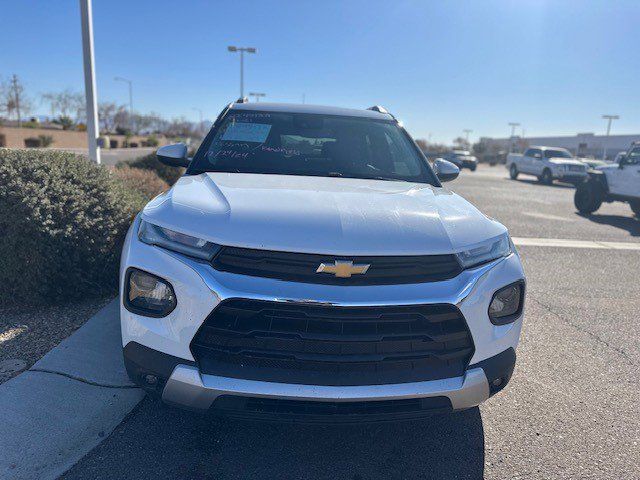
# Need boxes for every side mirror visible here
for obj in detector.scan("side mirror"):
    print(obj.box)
[434,158,460,183]
[533,153,542,159]
[157,143,190,168]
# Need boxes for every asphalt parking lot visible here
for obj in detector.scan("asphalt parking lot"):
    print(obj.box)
[62,165,640,480]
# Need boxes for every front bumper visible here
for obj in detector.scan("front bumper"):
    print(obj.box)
[125,341,516,420]
[120,217,525,419]
[556,171,588,182]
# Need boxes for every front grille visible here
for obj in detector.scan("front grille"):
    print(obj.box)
[211,246,463,285]
[191,299,474,386]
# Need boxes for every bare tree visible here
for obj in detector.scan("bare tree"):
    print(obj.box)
[41,92,58,118]
[98,102,118,133]
[452,136,470,150]
[1,75,32,126]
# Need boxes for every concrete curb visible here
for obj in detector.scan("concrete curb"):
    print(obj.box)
[0,298,145,480]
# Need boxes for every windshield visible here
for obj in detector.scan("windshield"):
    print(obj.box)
[544,149,572,159]
[189,111,437,184]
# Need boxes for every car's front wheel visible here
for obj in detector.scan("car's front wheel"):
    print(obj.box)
[575,179,604,214]
[509,164,518,180]
[469,163,477,172]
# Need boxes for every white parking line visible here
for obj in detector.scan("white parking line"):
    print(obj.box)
[522,212,574,222]
[512,237,640,250]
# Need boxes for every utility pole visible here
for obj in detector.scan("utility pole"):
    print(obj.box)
[249,92,266,102]
[80,0,100,164]
[508,122,520,153]
[601,114,619,161]
[227,46,257,98]
[463,129,472,148]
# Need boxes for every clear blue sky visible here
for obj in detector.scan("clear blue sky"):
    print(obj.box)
[1,0,638,143]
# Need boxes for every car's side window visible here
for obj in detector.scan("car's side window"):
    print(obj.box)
[523,148,534,157]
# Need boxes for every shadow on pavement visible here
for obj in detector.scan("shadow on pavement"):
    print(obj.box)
[576,212,640,236]
[62,396,485,480]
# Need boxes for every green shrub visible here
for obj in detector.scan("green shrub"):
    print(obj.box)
[113,166,168,201]
[0,148,147,306]
[118,152,184,185]
[24,137,41,148]
[38,134,54,147]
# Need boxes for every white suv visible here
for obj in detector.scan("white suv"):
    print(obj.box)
[120,102,526,422]
[575,141,640,217]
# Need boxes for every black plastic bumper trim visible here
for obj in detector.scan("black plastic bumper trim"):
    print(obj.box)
[123,341,195,393]
[469,347,516,396]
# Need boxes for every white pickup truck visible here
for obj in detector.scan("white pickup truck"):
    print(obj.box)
[507,146,588,185]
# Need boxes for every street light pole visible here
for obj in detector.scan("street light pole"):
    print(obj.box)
[463,129,472,148]
[79,0,100,164]
[249,92,266,102]
[227,46,256,98]
[508,122,520,153]
[601,114,619,161]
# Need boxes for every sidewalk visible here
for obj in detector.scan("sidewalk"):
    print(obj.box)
[0,299,145,480]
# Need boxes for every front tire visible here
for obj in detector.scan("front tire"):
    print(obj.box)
[539,169,553,185]
[575,179,604,214]
[630,200,640,218]
[509,164,518,180]
[469,164,477,172]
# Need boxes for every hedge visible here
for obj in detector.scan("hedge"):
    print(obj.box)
[118,152,184,185]
[113,166,169,203]
[0,149,149,306]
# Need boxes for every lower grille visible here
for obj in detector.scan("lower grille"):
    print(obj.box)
[191,299,474,386]
[211,395,452,422]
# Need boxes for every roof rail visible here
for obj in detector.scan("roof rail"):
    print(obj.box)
[235,97,249,103]
[367,105,395,119]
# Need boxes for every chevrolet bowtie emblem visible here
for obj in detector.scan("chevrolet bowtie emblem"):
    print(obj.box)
[316,260,371,278]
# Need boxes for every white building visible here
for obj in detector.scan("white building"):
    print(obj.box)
[480,132,639,160]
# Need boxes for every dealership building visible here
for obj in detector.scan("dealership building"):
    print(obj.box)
[480,132,639,160]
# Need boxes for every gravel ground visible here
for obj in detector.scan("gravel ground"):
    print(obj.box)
[0,296,113,384]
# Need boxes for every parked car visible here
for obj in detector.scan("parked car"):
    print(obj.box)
[507,146,588,185]
[120,101,525,422]
[443,150,478,171]
[575,141,640,217]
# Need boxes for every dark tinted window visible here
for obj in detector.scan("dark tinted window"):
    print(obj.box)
[190,111,436,184]
[544,149,572,158]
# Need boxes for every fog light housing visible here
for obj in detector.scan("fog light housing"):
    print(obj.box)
[124,268,176,317]
[488,281,524,325]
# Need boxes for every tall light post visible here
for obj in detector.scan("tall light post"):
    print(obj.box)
[114,76,133,131]
[79,0,100,163]
[601,114,619,161]
[508,122,520,152]
[463,129,472,148]
[227,46,257,98]
[249,92,266,102]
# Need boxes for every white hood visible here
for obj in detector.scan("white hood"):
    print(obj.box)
[141,173,507,256]
[548,157,586,167]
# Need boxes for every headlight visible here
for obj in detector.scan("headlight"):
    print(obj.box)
[125,268,176,317]
[457,233,512,269]
[489,281,525,325]
[138,220,220,260]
